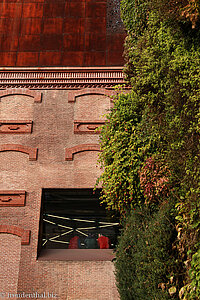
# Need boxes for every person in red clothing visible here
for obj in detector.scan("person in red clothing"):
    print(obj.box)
[97,234,110,249]
[68,236,81,249]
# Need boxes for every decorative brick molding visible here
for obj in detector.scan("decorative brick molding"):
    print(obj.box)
[0,88,42,102]
[0,144,37,161]
[0,120,33,134]
[68,88,117,102]
[0,191,26,207]
[74,120,105,134]
[0,67,125,89]
[0,225,30,245]
[65,144,101,161]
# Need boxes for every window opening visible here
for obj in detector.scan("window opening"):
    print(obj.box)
[39,189,119,254]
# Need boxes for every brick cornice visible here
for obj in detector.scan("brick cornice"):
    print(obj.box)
[65,144,101,161]
[0,144,37,160]
[0,88,42,102]
[0,225,30,245]
[0,67,125,89]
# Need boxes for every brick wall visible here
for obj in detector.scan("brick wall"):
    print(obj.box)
[0,234,21,299]
[0,88,119,300]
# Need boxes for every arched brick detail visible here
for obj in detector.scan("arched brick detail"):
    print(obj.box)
[0,88,42,103]
[65,144,101,161]
[0,225,30,245]
[0,144,38,161]
[68,88,116,102]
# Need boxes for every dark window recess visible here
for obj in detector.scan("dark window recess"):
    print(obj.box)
[39,189,119,252]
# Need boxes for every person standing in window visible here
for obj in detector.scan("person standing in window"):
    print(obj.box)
[97,234,110,249]
[84,233,98,249]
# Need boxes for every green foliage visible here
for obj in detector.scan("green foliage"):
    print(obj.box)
[120,0,200,37]
[115,202,179,300]
[96,89,158,213]
[97,0,200,298]
[187,249,200,299]
[120,0,149,36]
[179,248,200,299]
[139,156,171,205]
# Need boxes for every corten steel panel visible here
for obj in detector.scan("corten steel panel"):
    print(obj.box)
[41,35,63,51]
[0,36,18,52]
[62,51,84,66]
[43,18,63,34]
[0,53,16,66]
[63,34,85,51]
[63,18,85,34]
[0,18,21,35]
[21,18,42,35]
[19,35,41,52]
[84,51,106,66]
[0,3,22,18]
[85,33,106,51]
[22,3,44,18]
[39,52,62,66]
[0,0,125,66]
[86,2,106,18]
[16,52,39,66]
[107,51,125,66]
[67,2,86,17]
[43,2,65,17]
[107,33,126,53]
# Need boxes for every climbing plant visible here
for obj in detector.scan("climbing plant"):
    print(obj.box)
[97,0,200,298]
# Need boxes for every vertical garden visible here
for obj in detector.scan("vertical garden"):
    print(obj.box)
[97,0,200,299]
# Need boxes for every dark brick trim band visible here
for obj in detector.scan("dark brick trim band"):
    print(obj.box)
[65,144,101,161]
[68,88,116,102]
[0,88,42,102]
[0,144,37,161]
[0,225,30,245]
[74,120,105,134]
[0,120,33,134]
[0,190,26,207]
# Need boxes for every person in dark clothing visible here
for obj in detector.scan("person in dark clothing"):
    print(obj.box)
[84,233,98,249]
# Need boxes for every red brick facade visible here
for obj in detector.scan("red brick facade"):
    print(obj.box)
[0,0,124,298]
[0,225,30,245]
[0,87,120,299]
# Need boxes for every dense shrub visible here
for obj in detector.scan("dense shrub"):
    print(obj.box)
[115,202,179,300]
[97,0,200,298]
[96,90,158,213]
